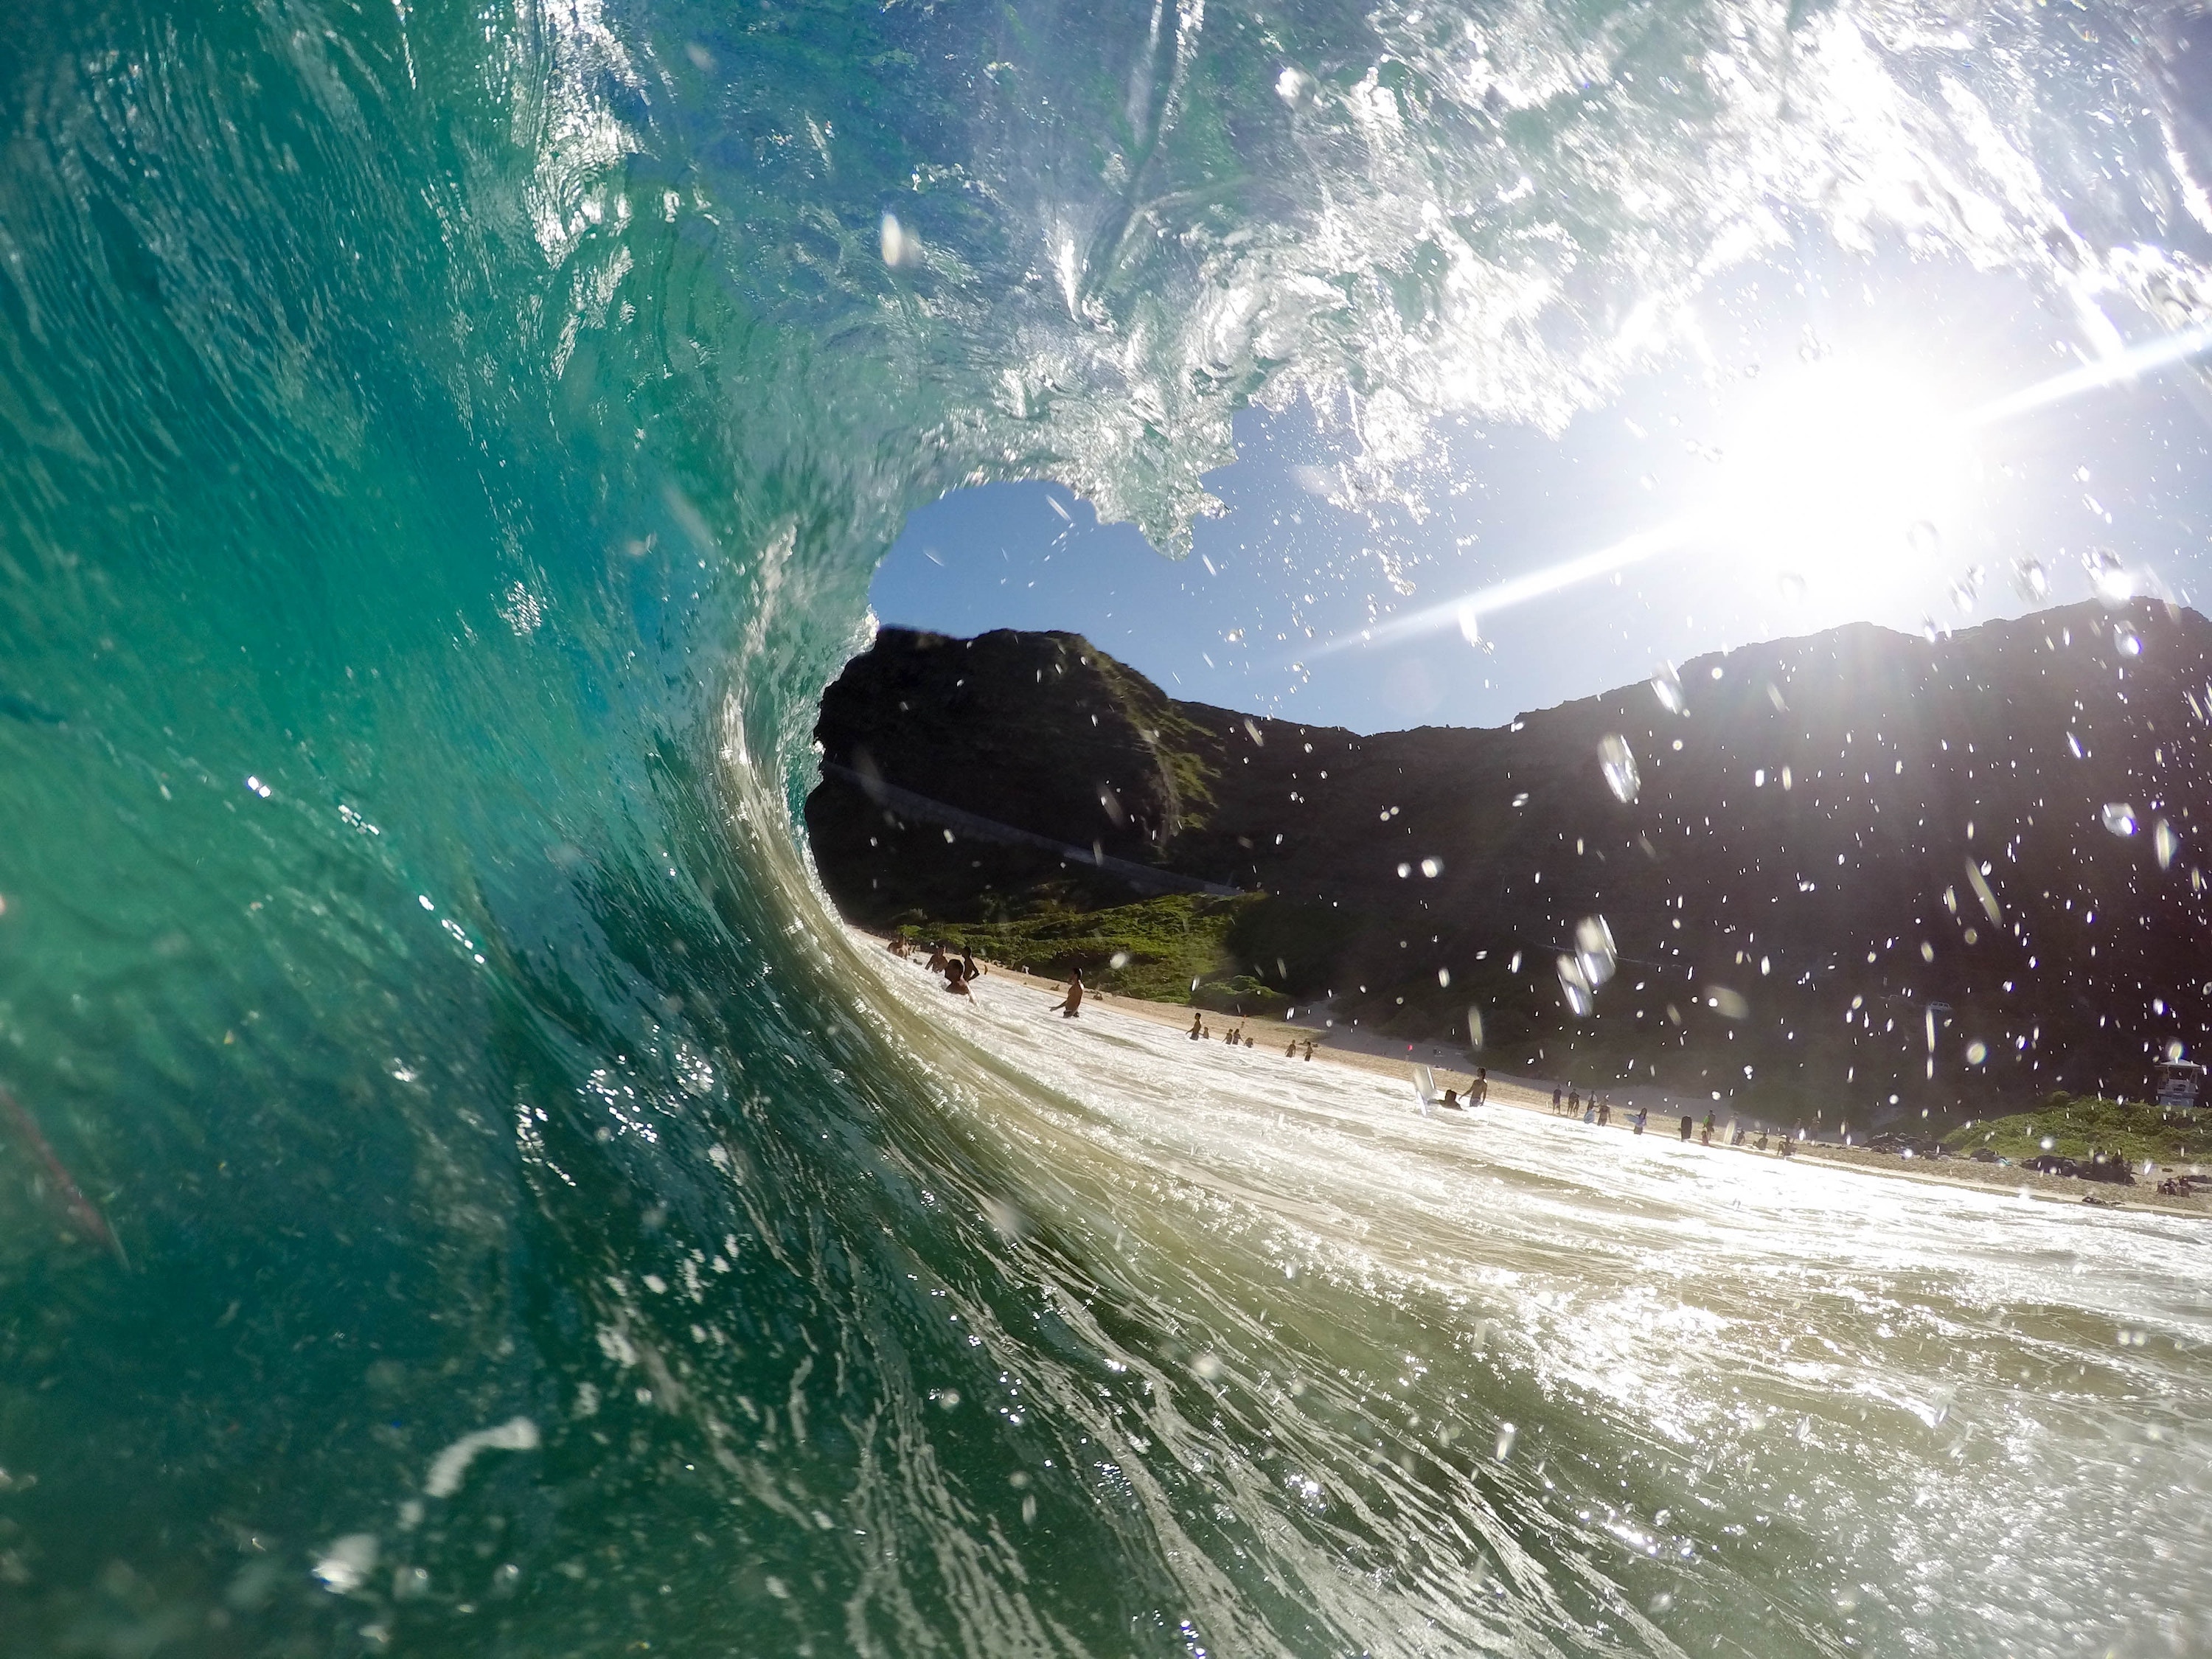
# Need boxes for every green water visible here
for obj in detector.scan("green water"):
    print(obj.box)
[1,0,2208,1653]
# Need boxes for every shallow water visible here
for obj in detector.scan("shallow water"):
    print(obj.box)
[852,952,2212,1657]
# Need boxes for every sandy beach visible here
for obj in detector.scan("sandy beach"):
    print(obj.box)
[872,933,2212,1219]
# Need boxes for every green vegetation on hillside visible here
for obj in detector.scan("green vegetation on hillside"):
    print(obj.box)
[892,891,1351,1015]
[1943,1094,2212,1168]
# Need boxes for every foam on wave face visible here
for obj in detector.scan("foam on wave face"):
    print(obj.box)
[0,1,2208,1654]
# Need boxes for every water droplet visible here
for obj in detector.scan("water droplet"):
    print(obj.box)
[1109,950,1130,968]
[1436,967,1451,988]
[1457,605,1483,647]
[2101,802,2138,837]
[1507,950,1523,973]
[1190,1352,1223,1380]
[1776,571,1806,602]
[1649,664,1686,715]
[1573,915,1618,987]
[1396,861,1412,878]
[2155,818,2179,870]
[2085,547,2133,604]
[2114,623,2141,657]
[1493,1422,1518,1461]
[2012,557,2048,602]
[1598,734,1640,803]
[1467,1006,1484,1048]
[1965,1040,1988,1065]
[1907,521,1942,557]
[1419,856,1443,877]
[1556,956,1594,1016]
[1920,616,1942,644]
[1950,580,1976,615]
[313,1535,380,1594]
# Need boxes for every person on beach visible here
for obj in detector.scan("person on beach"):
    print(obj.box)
[943,960,972,997]
[1472,1068,1488,1107]
[1597,1097,1611,1128]
[1568,1085,1581,1117]
[1679,1115,1694,1141]
[1441,1088,1461,1110]
[1051,971,1085,1018]
[1778,1133,1795,1159]
[1301,1040,1315,1061]
[1285,1039,1297,1057]
[1632,1107,1647,1135]
[1700,1110,1716,1146]
[1190,1012,1204,1040]
[961,949,981,982]
[1551,1085,1562,1114]
[927,944,948,974]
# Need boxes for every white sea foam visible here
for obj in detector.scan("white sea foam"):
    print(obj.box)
[855,939,2212,1653]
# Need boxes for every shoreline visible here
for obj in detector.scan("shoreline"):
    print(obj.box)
[863,932,2212,1220]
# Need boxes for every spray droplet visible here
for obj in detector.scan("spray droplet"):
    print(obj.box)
[1436,967,1451,987]
[2101,803,2138,837]
[879,211,919,268]
[1965,1040,1989,1065]
[1493,1422,1518,1461]
[1556,956,1593,1017]
[2012,557,2048,602]
[2156,818,2179,870]
[1420,856,1443,877]
[1467,1006,1484,1048]
[1598,734,1640,803]
[1907,521,1942,557]
[2085,547,2133,604]
[1109,950,1130,969]
[2115,623,2141,657]
[1776,571,1806,602]
[1573,915,1618,987]
[1649,664,1686,715]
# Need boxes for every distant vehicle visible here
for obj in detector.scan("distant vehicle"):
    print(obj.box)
[2154,1058,2203,1113]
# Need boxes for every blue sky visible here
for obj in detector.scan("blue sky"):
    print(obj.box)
[869,247,2212,734]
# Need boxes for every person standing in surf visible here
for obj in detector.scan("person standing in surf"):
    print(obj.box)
[1050,971,1085,1019]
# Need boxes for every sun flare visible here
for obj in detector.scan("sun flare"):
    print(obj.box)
[1694,360,1968,594]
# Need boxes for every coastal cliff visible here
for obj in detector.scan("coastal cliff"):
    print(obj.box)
[807,602,2212,1126]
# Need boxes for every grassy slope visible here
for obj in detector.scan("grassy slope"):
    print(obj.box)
[894,893,1293,1012]
[1944,1094,2212,1168]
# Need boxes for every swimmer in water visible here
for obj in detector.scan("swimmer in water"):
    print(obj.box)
[1051,971,1085,1018]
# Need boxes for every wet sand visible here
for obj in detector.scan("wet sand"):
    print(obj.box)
[867,933,2211,1220]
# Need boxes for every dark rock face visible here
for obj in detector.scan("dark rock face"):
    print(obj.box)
[808,602,2212,1125]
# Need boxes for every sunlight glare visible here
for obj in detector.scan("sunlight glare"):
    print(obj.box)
[1694,361,1966,594]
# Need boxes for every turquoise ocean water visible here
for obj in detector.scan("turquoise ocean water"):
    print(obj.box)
[2,1,2210,1653]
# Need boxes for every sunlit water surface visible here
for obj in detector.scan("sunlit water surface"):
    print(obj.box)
[856,946,2212,1659]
